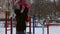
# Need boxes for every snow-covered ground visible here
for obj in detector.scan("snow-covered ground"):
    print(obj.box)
[0,26,60,34]
[0,20,60,34]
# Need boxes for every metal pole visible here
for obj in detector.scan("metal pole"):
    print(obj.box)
[33,16,35,34]
[47,24,49,34]
[42,19,46,34]
[42,24,44,34]
[5,11,8,34]
[10,17,12,34]
[29,16,31,34]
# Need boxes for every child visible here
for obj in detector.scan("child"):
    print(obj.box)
[14,0,30,34]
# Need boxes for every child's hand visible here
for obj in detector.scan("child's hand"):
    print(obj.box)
[21,9,24,13]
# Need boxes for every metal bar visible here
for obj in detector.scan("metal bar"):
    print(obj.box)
[33,16,35,34]
[42,25,44,34]
[47,24,49,34]
[46,24,60,34]
[10,17,12,34]
[5,11,8,34]
[29,16,31,34]
[46,24,60,26]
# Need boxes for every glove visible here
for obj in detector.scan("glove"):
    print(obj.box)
[12,5,17,10]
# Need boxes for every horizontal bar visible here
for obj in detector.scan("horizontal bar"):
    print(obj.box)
[0,18,15,21]
[45,24,60,26]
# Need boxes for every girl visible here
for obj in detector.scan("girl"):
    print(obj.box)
[14,0,30,34]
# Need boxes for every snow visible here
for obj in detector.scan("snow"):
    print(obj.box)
[0,26,60,34]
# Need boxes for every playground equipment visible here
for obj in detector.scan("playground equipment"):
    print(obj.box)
[4,11,31,34]
[5,11,12,34]
[0,11,60,34]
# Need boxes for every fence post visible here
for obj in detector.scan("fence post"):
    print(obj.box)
[33,16,35,34]
[5,11,8,34]
[29,16,31,34]
[10,17,12,34]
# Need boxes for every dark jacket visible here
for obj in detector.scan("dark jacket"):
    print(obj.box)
[14,7,28,31]
[15,15,26,31]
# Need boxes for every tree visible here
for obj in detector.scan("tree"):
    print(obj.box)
[29,0,59,18]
